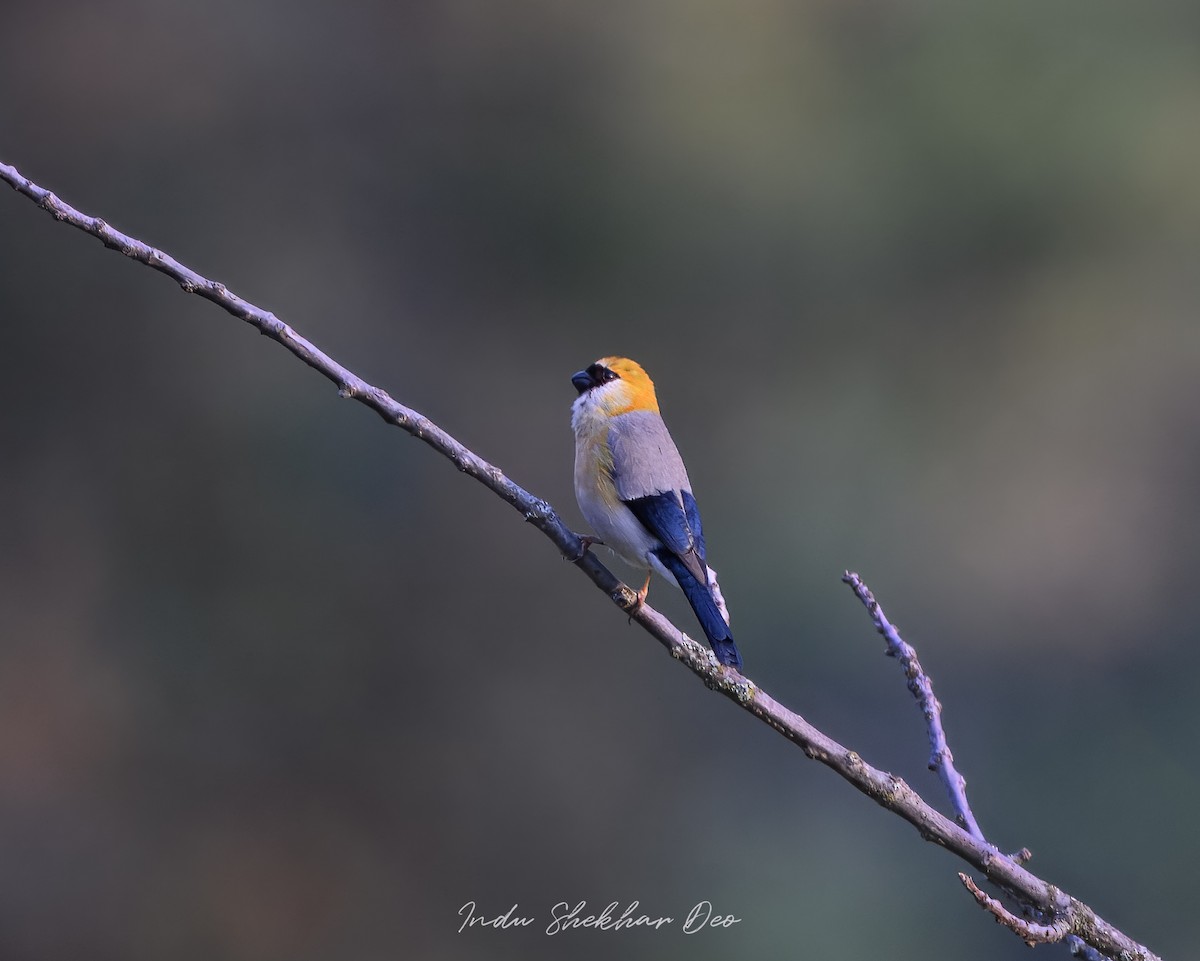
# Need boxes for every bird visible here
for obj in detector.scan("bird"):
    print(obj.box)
[570,356,742,669]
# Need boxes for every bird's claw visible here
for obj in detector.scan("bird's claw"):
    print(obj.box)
[625,589,647,623]
[625,572,652,622]
[566,534,602,562]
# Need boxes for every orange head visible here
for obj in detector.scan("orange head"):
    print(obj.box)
[570,356,660,416]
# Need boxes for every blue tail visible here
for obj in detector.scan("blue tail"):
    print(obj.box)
[655,551,742,669]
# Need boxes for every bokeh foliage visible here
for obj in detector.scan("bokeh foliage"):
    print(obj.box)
[1,2,1198,959]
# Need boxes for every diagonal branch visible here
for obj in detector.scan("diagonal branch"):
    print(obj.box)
[0,159,1163,961]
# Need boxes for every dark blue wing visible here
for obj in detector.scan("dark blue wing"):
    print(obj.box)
[681,490,706,562]
[624,490,706,581]
[624,490,742,669]
[652,550,741,669]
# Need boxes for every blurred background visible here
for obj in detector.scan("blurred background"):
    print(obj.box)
[2,1,1198,958]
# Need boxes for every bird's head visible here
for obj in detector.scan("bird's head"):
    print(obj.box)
[570,356,660,417]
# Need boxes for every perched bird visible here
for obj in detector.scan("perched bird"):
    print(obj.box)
[570,356,742,669]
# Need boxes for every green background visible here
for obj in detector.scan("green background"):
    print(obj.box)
[2,2,1197,958]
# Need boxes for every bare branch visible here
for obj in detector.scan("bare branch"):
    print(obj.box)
[0,159,1164,961]
[1069,936,1115,961]
[843,570,985,842]
[960,873,1071,945]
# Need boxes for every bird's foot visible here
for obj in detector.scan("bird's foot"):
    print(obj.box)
[625,571,652,622]
[566,534,602,562]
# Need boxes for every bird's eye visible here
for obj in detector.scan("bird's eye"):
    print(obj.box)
[588,363,618,384]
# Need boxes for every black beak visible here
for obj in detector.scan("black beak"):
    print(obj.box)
[571,369,594,394]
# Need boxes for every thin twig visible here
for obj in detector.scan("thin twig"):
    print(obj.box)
[843,571,986,842]
[960,873,1070,945]
[0,159,1163,961]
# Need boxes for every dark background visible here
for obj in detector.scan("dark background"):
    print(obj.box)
[2,2,1198,959]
